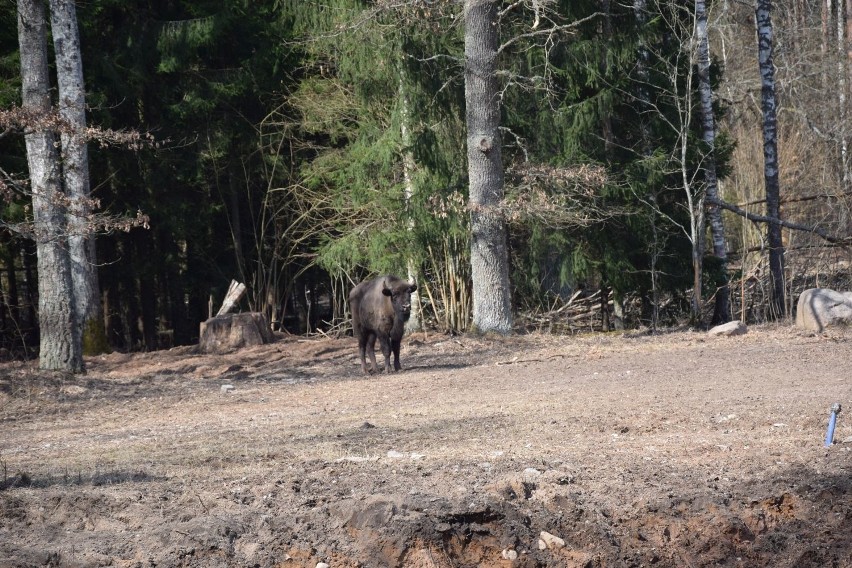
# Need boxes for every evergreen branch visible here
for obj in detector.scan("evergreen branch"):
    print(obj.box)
[705,196,852,245]
[497,12,603,54]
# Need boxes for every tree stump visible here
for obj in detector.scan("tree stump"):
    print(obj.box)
[198,312,273,354]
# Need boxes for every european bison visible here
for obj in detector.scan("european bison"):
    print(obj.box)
[349,275,417,375]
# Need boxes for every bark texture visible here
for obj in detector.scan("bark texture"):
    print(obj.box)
[696,0,730,324]
[17,0,83,372]
[464,0,512,334]
[198,312,273,354]
[756,0,786,318]
[49,0,104,354]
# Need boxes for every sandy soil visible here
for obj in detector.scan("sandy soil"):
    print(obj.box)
[1,324,851,568]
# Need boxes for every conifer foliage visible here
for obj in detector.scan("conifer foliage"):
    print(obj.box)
[2,0,848,356]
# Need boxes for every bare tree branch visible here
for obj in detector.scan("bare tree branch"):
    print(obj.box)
[706,195,852,245]
[497,12,603,54]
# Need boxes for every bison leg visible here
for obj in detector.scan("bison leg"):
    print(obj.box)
[365,331,380,374]
[359,331,378,375]
[391,338,402,371]
[378,335,394,374]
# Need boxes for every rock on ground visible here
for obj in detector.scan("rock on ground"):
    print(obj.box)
[795,288,852,332]
[708,320,747,336]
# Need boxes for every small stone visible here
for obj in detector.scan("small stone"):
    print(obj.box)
[501,548,519,560]
[386,450,406,459]
[220,384,235,394]
[316,563,329,568]
[708,320,747,336]
[539,530,566,549]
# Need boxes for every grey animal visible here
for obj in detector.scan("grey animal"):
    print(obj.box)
[349,275,417,375]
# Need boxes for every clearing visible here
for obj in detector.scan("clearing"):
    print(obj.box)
[1,325,851,567]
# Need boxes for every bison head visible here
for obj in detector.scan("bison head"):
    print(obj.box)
[382,280,418,320]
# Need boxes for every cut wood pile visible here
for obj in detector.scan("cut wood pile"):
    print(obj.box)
[520,289,612,333]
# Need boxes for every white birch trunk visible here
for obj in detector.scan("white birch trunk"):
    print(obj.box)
[464,0,512,334]
[697,0,730,323]
[49,0,102,352]
[17,0,83,372]
[398,70,422,333]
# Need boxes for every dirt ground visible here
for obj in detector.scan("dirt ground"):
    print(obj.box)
[1,324,852,568]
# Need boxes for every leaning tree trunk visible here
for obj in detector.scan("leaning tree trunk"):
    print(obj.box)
[17,0,83,372]
[697,0,730,324]
[464,0,512,334]
[49,0,105,355]
[756,0,786,319]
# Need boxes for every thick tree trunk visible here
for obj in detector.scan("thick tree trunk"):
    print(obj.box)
[17,0,83,372]
[49,0,104,354]
[756,0,786,318]
[464,0,512,334]
[697,0,730,324]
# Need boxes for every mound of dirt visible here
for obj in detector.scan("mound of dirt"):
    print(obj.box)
[1,325,852,567]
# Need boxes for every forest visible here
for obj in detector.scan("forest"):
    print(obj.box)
[1,0,850,372]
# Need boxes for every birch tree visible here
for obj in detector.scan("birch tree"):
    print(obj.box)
[464,0,512,334]
[49,0,104,353]
[17,0,83,372]
[696,0,730,324]
[756,0,786,318]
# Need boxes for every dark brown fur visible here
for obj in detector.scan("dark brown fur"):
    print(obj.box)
[349,275,417,375]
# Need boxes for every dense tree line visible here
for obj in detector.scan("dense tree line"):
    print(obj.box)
[1,0,851,371]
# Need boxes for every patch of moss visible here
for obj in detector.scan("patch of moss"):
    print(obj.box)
[82,317,110,356]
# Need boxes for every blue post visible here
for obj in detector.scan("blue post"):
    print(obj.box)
[825,403,842,447]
